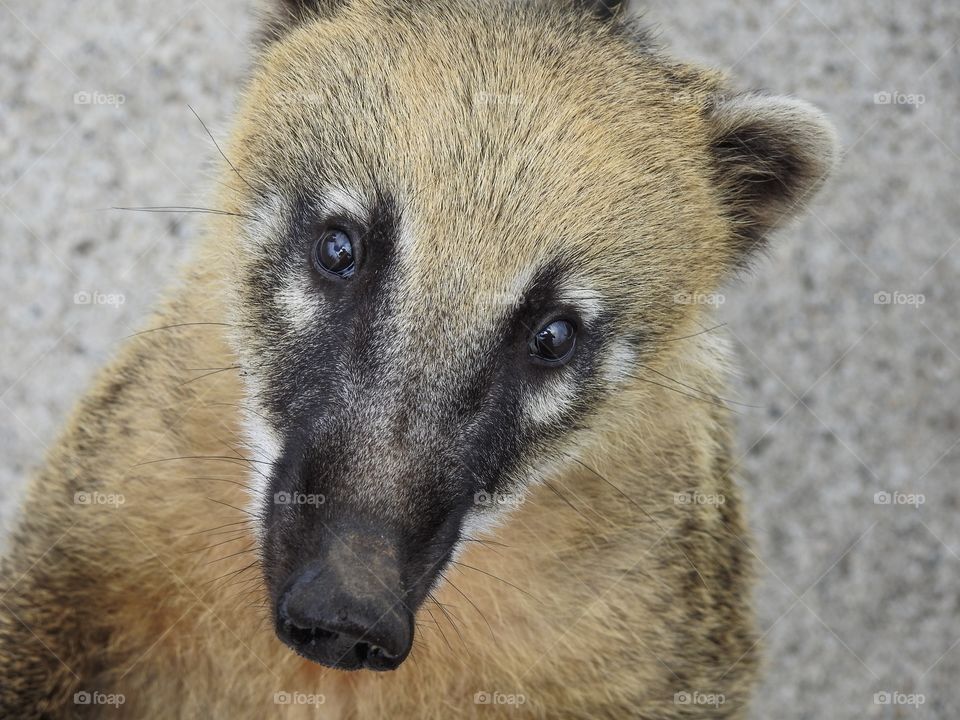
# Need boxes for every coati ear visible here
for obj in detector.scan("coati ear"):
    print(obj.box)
[576,0,631,21]
[258,0,349,44]
[706,93,839,256]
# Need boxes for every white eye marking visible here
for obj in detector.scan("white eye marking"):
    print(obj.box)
[492,265,538,311]
[602,339,637,384]
[556,281,603,324]
[243,191,288,252]
[523,371,577,425]
[276,266,319,333]
[321,186,365,221]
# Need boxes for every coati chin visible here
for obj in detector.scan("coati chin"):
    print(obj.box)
[0,0,837,717]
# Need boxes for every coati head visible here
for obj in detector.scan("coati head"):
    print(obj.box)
[215,0,837,671]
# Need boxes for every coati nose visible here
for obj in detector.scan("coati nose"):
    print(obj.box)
[275,559,412,671]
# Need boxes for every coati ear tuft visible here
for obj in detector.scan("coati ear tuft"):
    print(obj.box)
[258,0,350,44]
[706,93,839,256]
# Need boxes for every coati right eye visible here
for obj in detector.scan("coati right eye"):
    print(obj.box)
[312,227,356,279]
[529,319,577,366]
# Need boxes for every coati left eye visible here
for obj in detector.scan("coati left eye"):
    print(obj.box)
[529,319,577,365]
[312,227,356,279]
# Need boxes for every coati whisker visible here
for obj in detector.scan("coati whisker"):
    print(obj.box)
[179,366,243,387]
[208,401,273,425]
[446,561,541,604]
[426,592,468,651]
[552,475,619,528]
[662,322,728,343]
[202,561,260,590]
[125,322,239,339]
[184,534,251,555]
[571,458,710,591]
[442,575,496,642]
[191,528,254,545]
[184,519,252,537]
[204,497,256,518]
[111,206,255,220]
[188,104,256,195]
[625,373,742,413]
[183,476,252,491]
[133,455,272,476]
[637,363,762,409]
[422,607,452,654]
[542,478,606,530]
[459,537,509,556]
[204,545,257,566]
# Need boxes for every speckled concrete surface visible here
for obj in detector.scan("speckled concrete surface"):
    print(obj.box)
[1,1,958,717]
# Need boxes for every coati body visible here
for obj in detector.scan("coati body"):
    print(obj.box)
[0,1,837,717]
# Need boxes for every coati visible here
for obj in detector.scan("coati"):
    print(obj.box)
[0,0,837,717]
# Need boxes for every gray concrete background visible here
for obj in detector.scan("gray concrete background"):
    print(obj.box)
[1,1,958,717]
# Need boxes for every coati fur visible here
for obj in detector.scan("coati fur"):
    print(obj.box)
[0,0,837,717]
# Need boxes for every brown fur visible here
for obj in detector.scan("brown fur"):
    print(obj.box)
[0,1,836,717]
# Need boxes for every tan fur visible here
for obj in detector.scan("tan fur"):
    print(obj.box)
[0,1,836,717]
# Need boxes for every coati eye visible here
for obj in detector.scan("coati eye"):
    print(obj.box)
[529,319,577,365]
[312,227,356,278]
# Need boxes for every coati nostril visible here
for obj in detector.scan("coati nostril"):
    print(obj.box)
[275,558,412,671]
